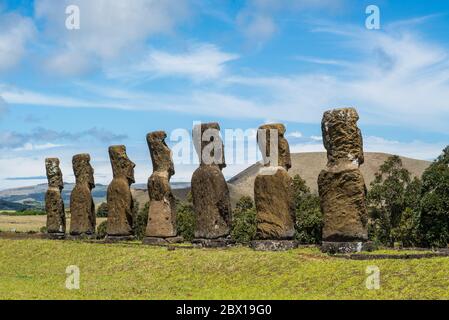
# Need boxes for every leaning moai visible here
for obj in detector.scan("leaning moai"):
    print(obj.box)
[251,124,296,251]
[318,108,369,253]
[106,145,135,241]
[191,123,232,247]
[69,154,96,238]
[45,158,65,239]
[143,131,182,245]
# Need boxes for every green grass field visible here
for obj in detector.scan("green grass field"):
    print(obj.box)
[1,239,449,300]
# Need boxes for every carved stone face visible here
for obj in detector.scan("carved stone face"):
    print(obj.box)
[109,145,135,185]
[147,131,175,177]
[192,122,226,169]
[73,153,95,189]
[45,158,63,190]
[257,123,292,170]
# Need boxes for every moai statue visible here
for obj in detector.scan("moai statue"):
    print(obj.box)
[191,122,233,247]
[251,124,297,251]
[143,131,183,245]
[318,108,370,253]
[106,145,135,241]
[45,158,65,239]
[69,154,96,238]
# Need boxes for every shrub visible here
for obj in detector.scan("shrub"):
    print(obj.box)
[292,175,323,244]
[40,226,47,234]
[96,221,107,239]
[176,200,195,241]
[132,200,147,240]
[367,155,421,247]
[231,196,257,243]
[419,146,449,247]
[96,202,108,218]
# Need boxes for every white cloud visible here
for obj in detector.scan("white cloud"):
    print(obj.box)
[310,135,322,141]
[288,131,303,138]
[125,44,239,81]
[0,12,35,71]
[35,0,192,75]
[14,143,64,151]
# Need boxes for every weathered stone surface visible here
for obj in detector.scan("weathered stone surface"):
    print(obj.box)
[254,124,295,240]
[318,107,368,243]
[70,154,96,236]
[321,241,376,254]
[45,158,65,234]
[319,168,368,241]
[193,122,225,169]
[145,131,177,238]
[250,240,299,251]
[106,145,135,237]
[258,123,291,170]
[254,168,295,239]
[143,236,184,246]
[192,237,235,248]
[191,123,232,239]
[322,108,364,166]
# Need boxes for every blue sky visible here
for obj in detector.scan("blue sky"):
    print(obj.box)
[1,0,449,189]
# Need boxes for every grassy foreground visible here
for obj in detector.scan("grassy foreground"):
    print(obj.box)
[1,239,449,300]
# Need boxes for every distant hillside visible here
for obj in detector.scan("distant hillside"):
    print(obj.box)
[0,153,431,210]
[227,152,431,205]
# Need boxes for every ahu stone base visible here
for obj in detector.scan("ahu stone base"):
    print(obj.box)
[250,240,299,251]
[321,241,376,254]
[104,235,135,242]
[192,238,235,248]
[46,233,65,240]
[67,234,96,240]
[143,236,184,246]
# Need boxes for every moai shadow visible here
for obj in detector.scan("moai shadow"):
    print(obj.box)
[191,122,233,248]
[69,154,96,239]
[106,145,135,241]
[318,108,372,253]
[45,158,65,239]
[143,131,183,245]
[250,124,297,251]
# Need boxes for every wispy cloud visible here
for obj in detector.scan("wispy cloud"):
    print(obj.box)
[0,127,128,150]
[35,0,192,76]
[0,12,35,71]
[110,43,239,81]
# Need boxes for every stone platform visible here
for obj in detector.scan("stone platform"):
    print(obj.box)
[192,238,235,248]
[104,235,135,242]
[143,236,184,246]
[46,233,65,240]
[321,241,376,254]
[250,240,299,251]
[66,234,97,240]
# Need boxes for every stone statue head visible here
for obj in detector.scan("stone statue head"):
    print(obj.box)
[72,153,95,189]
[108,145,135,185]
[45,158,63,190]
[146,131,174,177]
[257,123,291,170]
[193,122,226,169]
[321,107,364,166]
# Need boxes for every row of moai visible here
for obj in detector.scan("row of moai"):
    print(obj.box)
[45,108,369,252]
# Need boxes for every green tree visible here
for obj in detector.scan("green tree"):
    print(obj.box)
[367,155,421,246]
[132,200,147,240]
[292,175,323,244]
[419,146,449,247]
[176,199,195,241]
[96,202,108,217]
[231,196,257,243]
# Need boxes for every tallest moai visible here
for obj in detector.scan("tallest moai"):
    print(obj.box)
[318,108,369,253]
